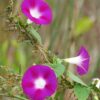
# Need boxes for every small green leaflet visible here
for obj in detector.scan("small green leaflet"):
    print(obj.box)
[29,26,42,44]
[67,71,86,86]
[74,84,90,100]
[48,63,65,77]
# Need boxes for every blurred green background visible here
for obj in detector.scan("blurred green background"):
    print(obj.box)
[0,0,100,83]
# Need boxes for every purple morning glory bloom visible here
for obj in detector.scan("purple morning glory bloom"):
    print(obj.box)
[22,65,57,100]
[64,47,90,75]
[21,0,52,25]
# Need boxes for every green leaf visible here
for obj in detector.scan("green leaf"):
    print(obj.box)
[67,71,86,86]
[75,16,94,37]
[29,26,42,44]
[48,63,65,77]
[74,84,90,100]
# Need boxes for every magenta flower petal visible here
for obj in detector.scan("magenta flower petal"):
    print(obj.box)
[21,0,52,24]
[22,65,57,100]
[76,47,90,75]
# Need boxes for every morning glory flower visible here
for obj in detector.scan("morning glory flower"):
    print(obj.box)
[64,47,90,75]
[22,65,57,100]
[21,0,52,25]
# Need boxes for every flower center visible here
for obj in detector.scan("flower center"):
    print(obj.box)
[34,77,46,89]
[30,8,41,19]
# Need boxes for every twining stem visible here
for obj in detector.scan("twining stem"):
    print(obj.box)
[17,19,51,63]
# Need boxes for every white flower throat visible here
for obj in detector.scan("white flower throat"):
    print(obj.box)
[64,56,83,65]
[34,77,46,89]
[30,7,41,19]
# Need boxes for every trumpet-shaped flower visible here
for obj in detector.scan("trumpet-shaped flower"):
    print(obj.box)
[21,0,52,25]
[22,65,57,100]
[64,47,90,75]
